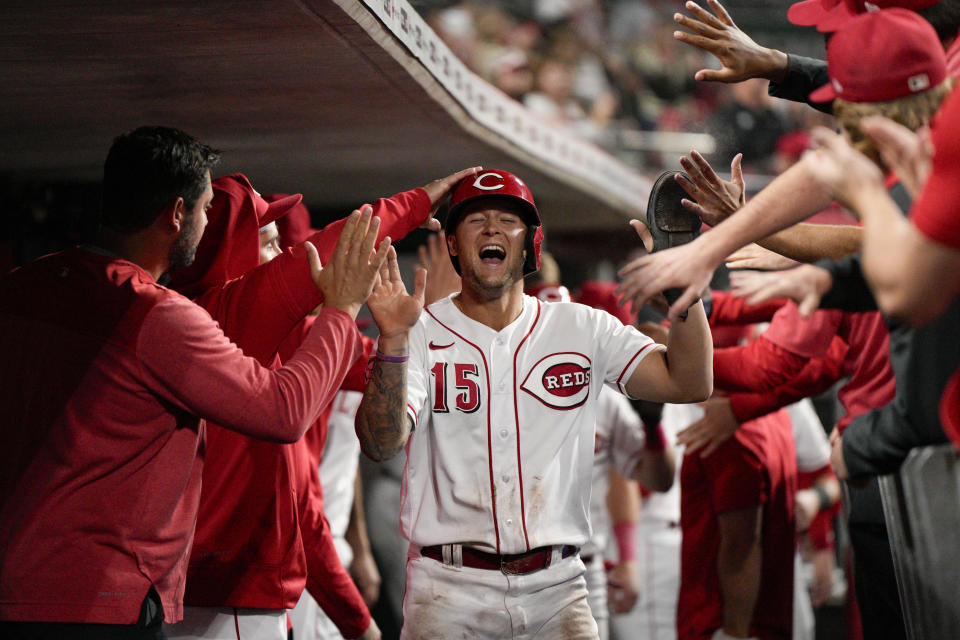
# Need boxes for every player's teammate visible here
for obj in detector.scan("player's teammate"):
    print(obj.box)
[356,169,712,639]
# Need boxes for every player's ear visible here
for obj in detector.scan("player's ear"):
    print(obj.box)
[158,197,186,233]
[446,232,459,257]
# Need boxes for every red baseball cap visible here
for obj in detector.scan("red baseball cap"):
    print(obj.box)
[526,283,572,303]
[265,195,315,248]
[790,0,941,32]
[809,8,946,103]
[575,281,637,326]
[857,0,941,11]
[213,175,302,228]
[787,0,848,27]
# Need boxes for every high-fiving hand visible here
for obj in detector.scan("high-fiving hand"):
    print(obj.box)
[676,151,745,227]
[367,246,427,341]
[307,206,391,319]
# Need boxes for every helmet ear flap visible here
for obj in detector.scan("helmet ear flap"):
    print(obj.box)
[523,225,543,276]
[445,228,462,275]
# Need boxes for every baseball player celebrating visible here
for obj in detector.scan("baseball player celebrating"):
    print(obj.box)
[356,169,712,639]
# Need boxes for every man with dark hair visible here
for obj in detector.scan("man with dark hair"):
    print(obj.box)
[100,126,221,234]
[0,126,388,639]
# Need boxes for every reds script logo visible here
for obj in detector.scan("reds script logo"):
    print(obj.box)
[472,172,506,191]
[520,353,592,410]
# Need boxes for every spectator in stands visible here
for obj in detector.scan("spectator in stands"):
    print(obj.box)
[707,78,790,173]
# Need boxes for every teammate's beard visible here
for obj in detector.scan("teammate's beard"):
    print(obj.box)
[168,209,203,271]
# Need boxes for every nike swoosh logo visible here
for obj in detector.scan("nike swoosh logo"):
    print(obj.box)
[429,341,454,350]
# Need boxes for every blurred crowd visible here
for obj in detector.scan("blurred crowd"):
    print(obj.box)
[419,0,831,175]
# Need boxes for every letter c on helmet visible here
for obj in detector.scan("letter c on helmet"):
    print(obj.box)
[472,172,506,191]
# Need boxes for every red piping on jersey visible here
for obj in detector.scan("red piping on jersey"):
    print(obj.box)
[425,306,500,553]
[617,343,660,394]
[406,403,418,423]
[512,298,541,551]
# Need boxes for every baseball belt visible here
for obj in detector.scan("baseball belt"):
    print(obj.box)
[420,543,579,575]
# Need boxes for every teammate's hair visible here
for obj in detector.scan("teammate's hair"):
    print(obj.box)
[918,0,960,43]
[101,126,220,233]
[833,78,954,167]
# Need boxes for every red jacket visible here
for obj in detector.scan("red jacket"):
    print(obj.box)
[175,179,430,636]
[0,248,358,624]
[709,291,894,429]
[279,317,375,634]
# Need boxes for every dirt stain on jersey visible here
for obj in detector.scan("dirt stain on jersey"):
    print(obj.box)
[527,475,544,525]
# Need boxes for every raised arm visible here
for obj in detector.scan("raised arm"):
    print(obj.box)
[619,161,834,321]
[673,0,789,84]
[139,208,390,444]
[804,123,960,324]
[356,248,426,461]
[625,299,713,403]
[620,220,713,402]
[676,149,860,263]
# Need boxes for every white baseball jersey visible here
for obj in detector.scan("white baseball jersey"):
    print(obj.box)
[787,399,830,473]
[401,294,663,554]
[319,390,363,563]
[584,387,647,557]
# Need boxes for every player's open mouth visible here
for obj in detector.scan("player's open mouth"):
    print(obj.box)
[479,244,506,265]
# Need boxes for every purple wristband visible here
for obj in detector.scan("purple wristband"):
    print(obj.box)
[375,350,409,363]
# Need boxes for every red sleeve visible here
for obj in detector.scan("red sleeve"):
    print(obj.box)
[714,336,807,394]
[301,460,371,638]
[341,336,376,393]
[137,301,360,442]
[214,188,429,333]
[191,252,323,363]
[277,315,315,363]
[701,436,766,512]
[727,336,848,423]
[709,290,788,327]
[296,188,432,263]
[910,89,960,250]
[760,305,841,360]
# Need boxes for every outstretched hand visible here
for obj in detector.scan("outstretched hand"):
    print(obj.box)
[422,166,484,221]
[618,240,714,321]
[675,151,745,226]
[366,246,426,340]
[308,207,391,319]
[673,0,789,83]
[730,265,833,316]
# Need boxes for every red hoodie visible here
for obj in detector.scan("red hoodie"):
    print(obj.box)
[278,316,375,633]
[171,174,430,636]
[709,291,894,429]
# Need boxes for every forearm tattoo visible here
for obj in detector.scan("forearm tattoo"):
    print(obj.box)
[357,359,411,461]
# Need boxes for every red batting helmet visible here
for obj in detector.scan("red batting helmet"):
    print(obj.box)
[444,169,544,276]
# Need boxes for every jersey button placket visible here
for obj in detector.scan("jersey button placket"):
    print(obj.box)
[490,334,520,548]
